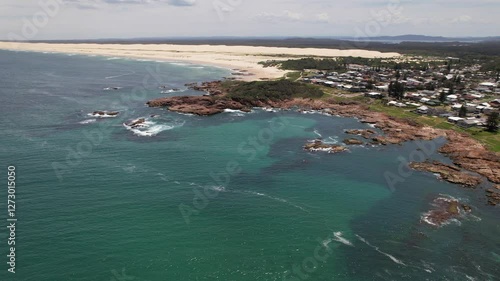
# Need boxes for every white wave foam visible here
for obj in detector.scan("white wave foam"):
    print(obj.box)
[313,130,322,138]
[421,213,439,227]
[239,191,309,213]
[224,109,249,116]
[124,118,184,137]
[170,62,189,66]
[176,112,195,116]
[160,89,183,94]
[333,232,354,247]
[224,109,245,113]
[103,87,123,91]
[262,107,278,112]
[79,119,97,124]
[325,137,340,144]
[209,186,226,192]
[356,235,406,266]
[122,165,136,173]
[105,72,135,79]
[87,113,118,118]
[106,57,120,60]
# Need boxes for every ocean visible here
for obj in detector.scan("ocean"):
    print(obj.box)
[0,50,498,281]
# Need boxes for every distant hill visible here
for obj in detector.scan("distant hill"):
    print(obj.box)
[337,35,500,43]
[25,35,500,57]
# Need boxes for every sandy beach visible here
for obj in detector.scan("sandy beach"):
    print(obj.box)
[0,42,400,81]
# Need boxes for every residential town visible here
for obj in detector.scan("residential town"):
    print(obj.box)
[301,57,500,130]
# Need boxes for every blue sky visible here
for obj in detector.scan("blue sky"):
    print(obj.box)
[1,0,498,40]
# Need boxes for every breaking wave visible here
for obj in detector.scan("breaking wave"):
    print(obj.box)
[123,117,185,137]
[356,235,406,266]
[332,232,355,247]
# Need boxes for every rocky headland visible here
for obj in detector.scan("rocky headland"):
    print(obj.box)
[409,161,482,187]
[147,80,500,205]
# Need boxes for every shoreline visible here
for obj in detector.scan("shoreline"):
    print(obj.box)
[147,81,500,205]
[2,43,497,204]
[0,42,400,81]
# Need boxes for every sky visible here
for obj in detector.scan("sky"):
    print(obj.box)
[1,0,499,40]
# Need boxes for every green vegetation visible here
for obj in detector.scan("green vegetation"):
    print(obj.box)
[486,112,499,132]
[388,81,405,100]
[223,80,324,103]
[284,71,302,81]
[459,105,467,118]
[260,58,345,71]
[260,57,443,72]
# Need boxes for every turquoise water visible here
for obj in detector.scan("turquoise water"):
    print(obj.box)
[0,50,498,281]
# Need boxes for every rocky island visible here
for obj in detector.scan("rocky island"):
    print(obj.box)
[304,140,348,154]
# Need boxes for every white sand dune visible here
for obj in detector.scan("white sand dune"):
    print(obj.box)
[0,42,400,81]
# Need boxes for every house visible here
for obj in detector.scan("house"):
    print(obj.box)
[458,119,480,128]
[448,117,465,123]
[388,101,407,107]
[365,92,384,99]
[466,103,478,112]
[375,85,389,92]
[446,95,458,102]
[490,99,500,108]
[480,82,497,88]
[417,106,429,114]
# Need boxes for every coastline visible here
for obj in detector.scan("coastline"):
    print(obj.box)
[2,42,497,204]
[147,81,500,205]
[0,42,400,81]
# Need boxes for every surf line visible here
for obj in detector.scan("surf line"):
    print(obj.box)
[356,235,406,266]
[105,71,136,79]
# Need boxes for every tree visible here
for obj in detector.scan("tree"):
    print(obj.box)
[395,70,401,80]
[448,85,454,96]
[388,81,404,100]
[459,105,467,118]
[395,82,405,100]
[486,112,499,132]
[439,91,447,103]
[388,81,395,98]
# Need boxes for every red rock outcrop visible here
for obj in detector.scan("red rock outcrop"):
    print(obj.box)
[409,161,482,187]
[304,140,348,154]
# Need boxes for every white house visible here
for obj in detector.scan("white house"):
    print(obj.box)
[446,95,458,102]
[448,117,465,123]
[417,106,429,114]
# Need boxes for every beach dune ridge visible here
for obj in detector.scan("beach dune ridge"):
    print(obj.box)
[0,42,400,81]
